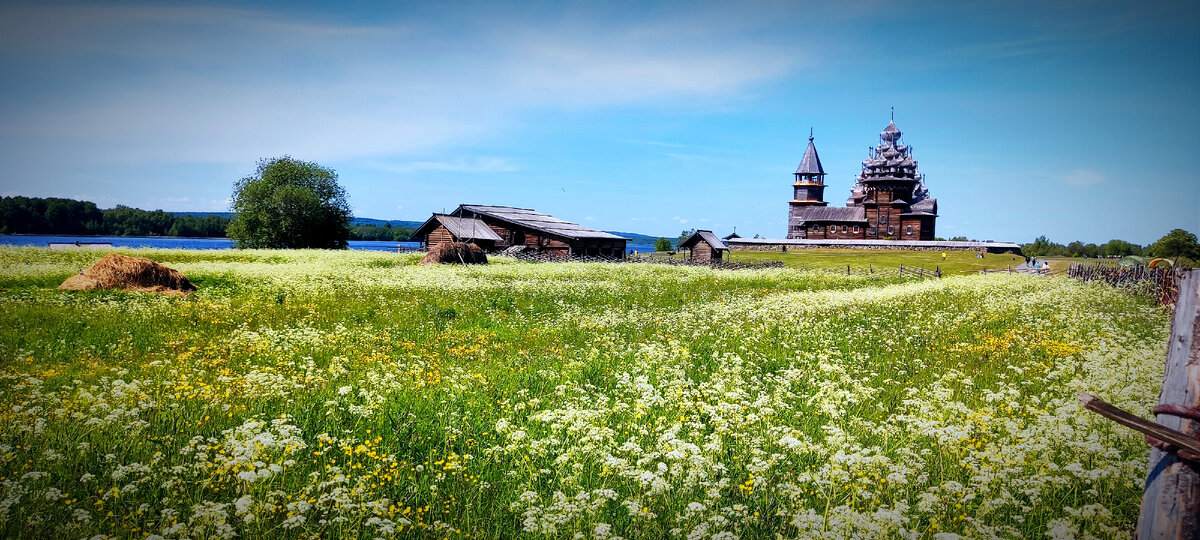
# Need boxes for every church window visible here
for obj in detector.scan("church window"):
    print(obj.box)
[853,226,860,233]
[887,226,895,235]
[868,227,877,235]
[906,225,913,234]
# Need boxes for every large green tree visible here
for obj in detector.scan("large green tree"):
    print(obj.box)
[226,157,352,249]
[1147,229,1200,261]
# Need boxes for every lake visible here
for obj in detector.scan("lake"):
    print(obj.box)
[0,235,658,254]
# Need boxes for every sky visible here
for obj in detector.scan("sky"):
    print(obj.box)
[1,1,1197,245]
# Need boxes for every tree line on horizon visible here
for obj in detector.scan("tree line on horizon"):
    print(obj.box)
[1020,231,1199,264]
[0,195,415,242]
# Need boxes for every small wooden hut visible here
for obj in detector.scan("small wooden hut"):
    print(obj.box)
[678,230,729,263]
[411,214,503,251]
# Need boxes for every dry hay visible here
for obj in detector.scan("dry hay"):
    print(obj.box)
[420,242,488,265]
[59,253,197,295]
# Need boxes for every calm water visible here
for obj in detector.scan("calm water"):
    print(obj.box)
[0,235,656,254]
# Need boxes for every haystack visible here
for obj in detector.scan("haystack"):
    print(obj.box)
[420,242,488,265]
[59,253,197,295]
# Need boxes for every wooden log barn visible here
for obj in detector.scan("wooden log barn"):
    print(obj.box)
[410,214,503,251]
[678,230,730,263]
[412,204,627,258]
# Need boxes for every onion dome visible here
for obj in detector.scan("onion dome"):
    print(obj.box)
[881,120,901,142]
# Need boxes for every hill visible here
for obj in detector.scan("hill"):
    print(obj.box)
[604,231,660,245]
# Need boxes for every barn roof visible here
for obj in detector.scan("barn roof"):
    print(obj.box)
[791,206,867,224]
[678,230,730,252]
[456,205,625,241]
[411,214,503,242]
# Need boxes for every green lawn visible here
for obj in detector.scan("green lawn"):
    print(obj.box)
[727,249,1027,275]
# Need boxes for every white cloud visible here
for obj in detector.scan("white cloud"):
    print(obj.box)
[0,4,800,168]
[368,158,518,174]
[585,216,595,221]
[1064,169,1105,186]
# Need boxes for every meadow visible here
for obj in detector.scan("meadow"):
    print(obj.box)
[724,249,1028,276]
[0,247,1171,539]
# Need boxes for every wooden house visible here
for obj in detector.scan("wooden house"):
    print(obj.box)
[678,230,729,263]
[414,205,627,258]
[411,214,503,251]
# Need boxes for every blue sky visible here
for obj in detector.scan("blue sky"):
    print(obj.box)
[1,1,1197,245]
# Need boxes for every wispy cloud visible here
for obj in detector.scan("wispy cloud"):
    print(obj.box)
[1064,168,1105,186]
[0,4,800,168]
[368,158,518,174]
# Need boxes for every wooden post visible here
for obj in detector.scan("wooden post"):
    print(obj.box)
[1138,269,1200,540]
[847,264,851,275]
[899,264,903,277]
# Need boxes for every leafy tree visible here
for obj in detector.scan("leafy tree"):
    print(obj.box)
[1100,239,1141,257]
[654,237,672,251]
[227,157,352,249]
[676,229,696,246]
[1147,229,1200,261]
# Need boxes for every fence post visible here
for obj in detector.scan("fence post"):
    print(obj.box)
[899,264,903,277]
[936,266,941,278]
[1137,269,1200,539]
[870,264,873,274]
[847,264,851,275]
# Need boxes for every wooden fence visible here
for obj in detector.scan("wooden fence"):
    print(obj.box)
[980,265,1050,276]
[1068,262,1185,307]
[1078,269,1199,538]
[821,264,942,279]
[506,251,786,270]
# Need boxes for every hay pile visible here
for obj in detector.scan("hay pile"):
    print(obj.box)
[420,242,488,265]
[59,253,197,295]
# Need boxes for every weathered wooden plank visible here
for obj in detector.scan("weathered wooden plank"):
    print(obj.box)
[1078,393,1200,456]
[1138,268,1200,540]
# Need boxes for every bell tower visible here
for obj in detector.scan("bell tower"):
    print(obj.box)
[787,131,827,238]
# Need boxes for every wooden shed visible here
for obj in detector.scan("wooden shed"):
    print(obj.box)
[411,214,503,251]
[446,204,627,258]
[678,230,730,263]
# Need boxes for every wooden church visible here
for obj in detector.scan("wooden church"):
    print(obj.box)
[788,117,938,241]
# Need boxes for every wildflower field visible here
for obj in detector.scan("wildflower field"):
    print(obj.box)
[0,247,1171,539]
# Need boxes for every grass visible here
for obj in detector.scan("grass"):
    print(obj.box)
[726,249,1027,275]
[0,246,1171,539]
